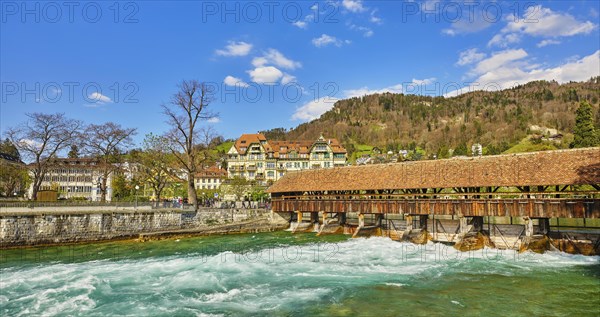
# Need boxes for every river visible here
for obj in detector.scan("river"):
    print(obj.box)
[1,232,599,316]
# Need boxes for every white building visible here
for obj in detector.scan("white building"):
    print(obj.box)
[27,158,133,201]
[194,165,227,190]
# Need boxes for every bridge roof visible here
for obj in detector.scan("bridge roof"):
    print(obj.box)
[266,148,600,194]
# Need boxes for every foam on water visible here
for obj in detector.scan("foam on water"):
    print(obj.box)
[1,234,598,316]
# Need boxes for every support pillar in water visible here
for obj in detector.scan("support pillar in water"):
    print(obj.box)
[375,214,383,227]
[472,216,484,232]
[459,216,468,235]
[524,217,534,237]
[520,217,551,254]
[405,214,413,231]
[419,215,428,230]
[339,213,346,225]
[358,213,365,228]
[311,212,319,224]
[296,211,303,223]
[538,218,550,235]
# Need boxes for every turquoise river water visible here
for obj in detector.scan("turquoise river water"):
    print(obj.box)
[1,232,599,316]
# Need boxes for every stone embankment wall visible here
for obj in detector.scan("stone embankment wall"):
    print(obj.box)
[0,208,289,248]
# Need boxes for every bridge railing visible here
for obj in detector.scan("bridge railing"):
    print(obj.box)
[271,197,600,219]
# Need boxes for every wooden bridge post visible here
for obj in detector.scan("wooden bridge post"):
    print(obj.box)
[358,213,365,228]
[472,216,484,232]
[311,212,319,223]
[524,217,533,237]
[538,218,550,235]
[419,215,428,230]
[375,214,383,227]
[405,214,413,231]
[339,213,346,225]
[296,211,303,223]
[459,216,468,235]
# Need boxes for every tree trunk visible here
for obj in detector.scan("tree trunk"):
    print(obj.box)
[187,174,197,209]
[101,174,108,202]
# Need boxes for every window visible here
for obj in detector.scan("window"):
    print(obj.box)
[267,171,274,177]
[266,162,275,169]
[324,162,331,168]
[249,172,255,177]
[334,153,345,159]
[302,162,308,169]
[279,172,284,177]
[312,153,319,159]
[294,162,300,168]
[286,162,292,168]
[324,153,330,159]
[257,162,263,168]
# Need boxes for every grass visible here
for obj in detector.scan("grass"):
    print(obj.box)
[350,144,374,162]
[214,141,234,154]
[503,137,558,154]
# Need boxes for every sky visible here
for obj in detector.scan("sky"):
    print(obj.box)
[1,0,599,145]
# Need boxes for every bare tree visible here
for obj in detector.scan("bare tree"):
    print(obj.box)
[162,80,218,209]
[133,133,173,206]
[7,113,82,200]
[82,122,137,202]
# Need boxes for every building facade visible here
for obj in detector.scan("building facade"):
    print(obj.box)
[194,165,228,190]
[227,134,347,184]
[27,158,134,201]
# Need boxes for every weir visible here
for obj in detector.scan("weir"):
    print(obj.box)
[267,148,600,255]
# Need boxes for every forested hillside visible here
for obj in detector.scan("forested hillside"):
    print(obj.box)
[277,78,600,160]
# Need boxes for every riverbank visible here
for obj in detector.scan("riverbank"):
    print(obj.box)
[0,207,289,248]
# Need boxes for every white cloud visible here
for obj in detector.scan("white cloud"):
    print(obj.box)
[411,78,436,85]
[442,13,493,36]
[292,96,339,121]
[292,20,307,29]
[505,6,596,37]
[537,39,561,48]
[251,49,301,70]
[370,10,382,24]
[247,66,284,84]
[456,48,486,66]
[87,92,112,104]
[488,6,597,47]
[223,75,249,88]
[342,0,366,13]
[472,49,528,75]
[215,41,253,57]
[487,33,521,48]
[312,34,349,47]
[207,117,221,123]
[281,73,297,85]
[447,50,600,96]
[348,24,373,37]
[344,84,404,98]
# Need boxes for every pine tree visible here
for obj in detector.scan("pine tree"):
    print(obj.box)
[0,138,20,160]
[67,144,79,158]
[571,101,599,148]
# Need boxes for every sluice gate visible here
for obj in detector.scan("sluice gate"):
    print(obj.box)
[267,148,600,255]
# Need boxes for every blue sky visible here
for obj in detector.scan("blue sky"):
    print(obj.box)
[1,0,599,144]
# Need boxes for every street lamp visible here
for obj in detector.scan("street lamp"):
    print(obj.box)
[135,185,140,209]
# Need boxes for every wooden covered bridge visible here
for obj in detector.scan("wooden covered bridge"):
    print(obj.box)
[267,148,600,254]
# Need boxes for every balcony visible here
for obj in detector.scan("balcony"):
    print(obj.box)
[246,165,257,171]
[276,166,286,171]
[255,174,265,180]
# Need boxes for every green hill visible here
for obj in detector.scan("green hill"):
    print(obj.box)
[277,78,600,160]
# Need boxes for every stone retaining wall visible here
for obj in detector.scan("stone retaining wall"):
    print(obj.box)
[0,209,286,248]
